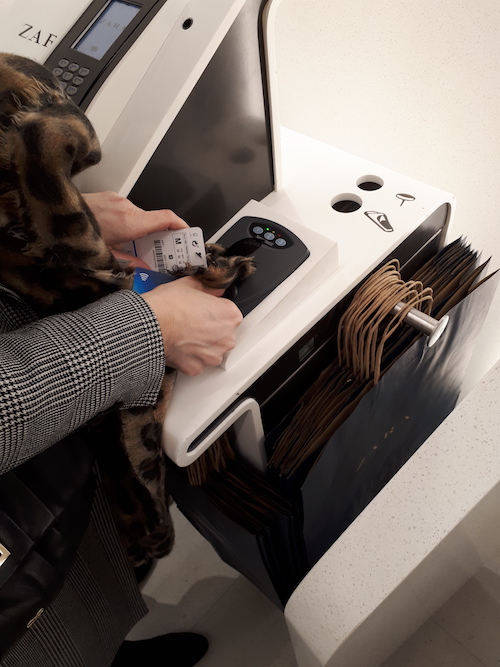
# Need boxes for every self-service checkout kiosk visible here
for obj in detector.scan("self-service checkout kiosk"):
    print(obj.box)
[2,1,496,665]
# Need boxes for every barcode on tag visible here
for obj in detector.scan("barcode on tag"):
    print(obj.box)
[154,240,167,272]
[133,227,207,274]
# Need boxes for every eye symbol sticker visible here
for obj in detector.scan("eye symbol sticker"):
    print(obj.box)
[364,211,393,232]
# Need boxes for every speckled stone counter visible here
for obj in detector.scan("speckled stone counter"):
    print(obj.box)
[284,360,500,667]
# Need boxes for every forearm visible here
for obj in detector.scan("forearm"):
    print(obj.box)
[0,290,165,473]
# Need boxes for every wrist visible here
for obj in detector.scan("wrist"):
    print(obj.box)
[141,289,174,358]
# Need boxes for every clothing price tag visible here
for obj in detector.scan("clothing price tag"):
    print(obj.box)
[132,227,207,274]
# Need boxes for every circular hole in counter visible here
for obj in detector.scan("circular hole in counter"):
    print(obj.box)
[357,175,384,191]
[331,193,362,213]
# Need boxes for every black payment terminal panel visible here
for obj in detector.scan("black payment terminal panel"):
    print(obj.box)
[44,0,168,110]
[217,216,310,317]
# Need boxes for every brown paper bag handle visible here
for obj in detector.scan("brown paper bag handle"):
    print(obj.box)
[338,261,433,384]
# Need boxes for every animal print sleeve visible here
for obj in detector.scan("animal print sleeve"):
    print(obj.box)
[0,289,164,474]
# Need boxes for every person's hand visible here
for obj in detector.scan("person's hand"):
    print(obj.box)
[142,277,243,376]
[83,191,188,267]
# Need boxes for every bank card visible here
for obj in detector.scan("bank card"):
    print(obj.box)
[132,267,176,294]
[132,227,207,274]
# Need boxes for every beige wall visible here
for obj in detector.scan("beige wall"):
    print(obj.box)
[275,0,500,394]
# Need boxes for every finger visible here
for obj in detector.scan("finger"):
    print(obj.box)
[112,250,151,269]
[133,209,189,237]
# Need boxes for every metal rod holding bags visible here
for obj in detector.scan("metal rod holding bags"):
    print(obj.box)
[392,303,449,346]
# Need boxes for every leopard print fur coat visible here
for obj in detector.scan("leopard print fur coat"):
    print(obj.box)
[0,52,254,566]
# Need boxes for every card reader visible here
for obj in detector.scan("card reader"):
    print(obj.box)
[217,216,310,317]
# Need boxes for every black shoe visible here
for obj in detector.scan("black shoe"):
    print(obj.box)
[111,633,209,667]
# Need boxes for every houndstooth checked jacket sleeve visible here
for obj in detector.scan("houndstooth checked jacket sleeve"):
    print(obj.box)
[0,284,165,475]
[0,285,167,667]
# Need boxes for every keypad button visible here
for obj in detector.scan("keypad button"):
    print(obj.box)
[275,238,287,247]
[264,231,275,241]
[252,225,264,235]
[79,67,90,76]
[59,81,68,90]
[52,67,63,77]
[58,58,69,68]
[68,63,79,72]
[66,86,78,96]
[72,76,83,86]
[62,72,73,81]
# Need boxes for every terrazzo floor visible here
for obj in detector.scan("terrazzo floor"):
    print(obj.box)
[127,505,500,666]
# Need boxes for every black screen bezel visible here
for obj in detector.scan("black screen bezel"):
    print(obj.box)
[44,0,167,109]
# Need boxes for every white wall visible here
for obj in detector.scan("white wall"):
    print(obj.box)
[275,0,500,394]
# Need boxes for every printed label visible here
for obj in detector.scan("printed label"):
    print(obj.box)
[133,227,207,273]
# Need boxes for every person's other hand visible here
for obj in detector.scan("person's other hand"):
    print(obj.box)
[83,191,188,267]
[142,277,243,376]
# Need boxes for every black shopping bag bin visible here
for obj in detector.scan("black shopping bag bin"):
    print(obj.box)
[168,239,499,607]
[300,268,500,566]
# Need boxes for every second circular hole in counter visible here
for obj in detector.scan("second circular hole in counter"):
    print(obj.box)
[331,193,362,213]
[357,175,384,191]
